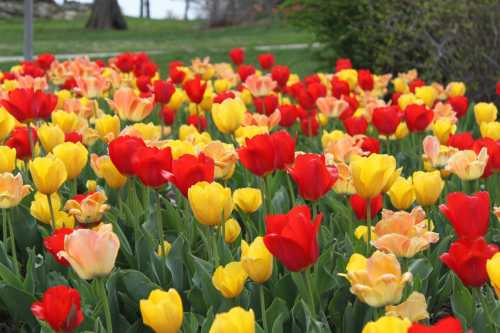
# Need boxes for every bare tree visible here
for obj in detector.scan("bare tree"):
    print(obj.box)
[184,0,191,20]
[145,0,150,18]
[86,0,128,30]
[139,0,144,18]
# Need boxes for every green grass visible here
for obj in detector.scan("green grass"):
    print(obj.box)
[0,16,324,76]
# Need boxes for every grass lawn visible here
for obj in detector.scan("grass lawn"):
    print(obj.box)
[0,16,325,76]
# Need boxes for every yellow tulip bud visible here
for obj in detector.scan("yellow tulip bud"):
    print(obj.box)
[387,177,415,210]
[0,107,15,141]
[394,122,409,140]
[55,89,72,109]
[125,122,161,142]
[337,69,358,90]
[0,146,16,173]
[233,188,262,213]
[29,154,67,194]
[95,115,120,143]
[209,307,255,333]
[166,89,186,111]
[362,316,411,333]
[53,142,88,180]
[487,253,500,298]
[474,102,497,124]
[212,98,246,134]
[234,125,268,146]
[188,181,233,226]
[241,236,273,284]
[140,289,183,333]
[51,110,79,133]
[412,170,444,206]
[446,82,466,97]
[354,226,376,242]
[30,191,61,225]
[397,93,418,111]
[179,124,199,141]
[223,218,241,244]
[432,119,456,144]
[350,154,397,199]
[156,240,172,257]
[415,86,437,108]
[214,79,231,93]
[163,140,196,159]
[239,89,253,105]
[480,121,500,140]
[86,180,97,192]
[212,261,248,298]
[90,154,127,189]
[392,78,409,94]
[38,124,65,153]
[321,130,345,149]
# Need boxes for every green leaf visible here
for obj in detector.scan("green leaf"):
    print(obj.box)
[265,297,289,333]
[450,280,475,326]
[409,258,433,281]
[119,270,159,304]
[0,282,37,327]
[0,262,23,290]
[165,237,185,291]
[190,255,220,309]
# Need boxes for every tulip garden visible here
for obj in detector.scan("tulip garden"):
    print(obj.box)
[0,49,499,333]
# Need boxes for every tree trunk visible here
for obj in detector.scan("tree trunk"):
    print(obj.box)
[184,0,191,20]
[139,0,144,18]
[145,0,150,19]
[86,0,128,30]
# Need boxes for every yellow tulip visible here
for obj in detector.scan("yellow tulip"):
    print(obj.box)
[51,110,79,133]
[321,130,344,149]
[412,170,444,206]
[474,102,497,124]
[214,79,231,93]
[432,119,456,144]
[202,141,238,180]
[480,121,500,140]
[446,82,466,97]
[387,177,416,210]
[234,125,268,145]
[223,218,241,244]
[385,292,430,322]
[179,124,200,141]
[353,226,377,242]
[53,142,88,180]
[445,148,488,180]
[212,261,248,298]
[398,93,418,111]
[163,140,196,159]
[0,173,31,208]
[362,316,411,333]
[140,289,183,333]
[394,122,409,140]
[55,89,72,109]
[0,146,16,173]
[415,86,437,108]
[64,191,110,224]
[156,240,172,257]
[86,180,97,192]
[239,89,253,105]
[337,69,358,90]
[487,253,500,298]
[350,154,397,199]
[188,181,233,226]
[29,154,67,194]
[30,191,61,224]
[167,89,186,111]
[392,78,409,94]
[95,114,120,143]
[90,154,127,189]
[233,188,262,213]
[241,236,273,284]
[0,107,15,141]
[123,122,161,142]
[38,124,65,153]
[209,307,255,333]
[212,98,246,134]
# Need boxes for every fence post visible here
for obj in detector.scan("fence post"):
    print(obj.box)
[23,0,34,60]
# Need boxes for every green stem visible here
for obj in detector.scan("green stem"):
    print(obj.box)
[27,122,34,161]
[304,268,317,318]
[98,277,113,333]
[71,179,78,196]
[286,173,296,207]
[2,209,7,247]
[260,284,268,332]
[210,226,220,267]
[155,193,167,286]
[46,194,57,230]
[366,198,372,255]
[7,211,19,275]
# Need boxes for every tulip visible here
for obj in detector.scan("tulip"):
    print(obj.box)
[140,288,183,333]
[153,80,175,104]
[445,148,488,180]
[183,76,207,104]
[387,177,416,210]
[362,316,411,333]
[349,194,383,220]
[212,261,248,298]
[432,119,456,144]
[337,69,358,90]
[108,135,146,175]
[440,237,498,287]
[31,285,84,333]
[211,97,246,134]
[414,86,437,107]
[278,104,298,127]
[448,95,469,118]
[164,153,214,196]
[202,141,238,180]
[131,146,172,187]
[43,228,74,266]
[1,88,57,122]
[237,133,276,176]
[405,104,433,132]
[233,187,262,213]
[223,218,241,243]
[156,240,172,257]
[29,154,67,194]
[37,124,65,153]
[271,65,290,88]
[0,146,16,173]
[412,171,444,206]
[107,87,154,122]
[271,130,295,169]
[448,132,474,150]
[480,121,500,140]
[245,75,277,98]
[350,154,397,199]
[122,122,161,142]
[53,142,88,180]
[408,316,463,333]
[446,82,466,97]
[0,107,15,141]
[229,48,245,66]
[258,53,275,70]
[188,181,233,226]
[6,127,38,160]
[264,205,322,272]
[336,58,352,72]
[64,191,110,224]
[0,173,31,208]
[385,292,429,322]
[474,102,497,124]
[241,236,273,283]
[487,253,500,298]
[300,115,319,137]
[473,138,500,178]
[59,223,120,280]
[358,69,374,90]
[210,308,255,333]
[90,154,127,189]
[372,106,401,136]
[31,191,68,226]
[95,114,120,143]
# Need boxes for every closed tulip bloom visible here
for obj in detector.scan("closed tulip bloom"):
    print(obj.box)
[264,205,322,272]
[349,194,383,220]
[95,114,120,143]
[90,154,127,189]
[405,104,433,132]
[53,142,88,180]
[224,218,241,243]
[241,236,273,283]
[343,251,413,307]
[140,288,183,333]
[387,177,416,210]
[440,237,498,287]
[202,141,238,180]
[350,154,397,199]
[385,292,429,323]
[237,133,276,176]
[6,127,38,160]
[0,173,31,208]
[480,121,500,140]
[414,86,437,107]
[183,76,207,104]
[51,110,80,134]
[38,124,65,153]
[448,132,474,150]
[29,154,67,194]
[233,187,262,213]
[445,148,488,180]
[153,80,176,104]
[448,95,469,118]
[59,223,120,280]
[31,191,60,224]
[108,135,146,175]
[474,102,497,124]
[131,146,172,187]
[229,48,245,66]
[212,261,248,298]
[271,130,296,169]
[446,82,466,97]
[209,307,255,333]
[408,316,463,333]
[412,171,444,206]
[188,181,233,226]
[212,97,246,134]
[0,107,15,141]
[486,253,500,298]
[0,146,16,173]
[164,153,214,196]
[432,119,456,144]
[372,106,401,136]
[64,191,110,224]
[362,316,411,333]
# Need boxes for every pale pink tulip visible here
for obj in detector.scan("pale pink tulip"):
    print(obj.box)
[107,87,154,122]
[244,74,277,97]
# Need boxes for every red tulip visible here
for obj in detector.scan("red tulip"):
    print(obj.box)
[258,53,275,70]
[288,154,337,201]
[229,48,245,66]
[264,205,322,272]
[359,136,381,155]
[238,64,256,82]
[61,78,77,90]
[213,91,236,104]
[278,104,298,127]
[372,106,401,136]
[36,53,55,71]
[391,92,402,106]
[6,127,38,160]
[160,106,175,125]
[254,95,279,116]
[448,132,474,150]
[343,116,368,135]
[183,76,206,104]
[238,134,276,177]
[115,53,135,72]
[473,138,500,177]
[343,95,359,111]
[169,61,185,84]
[335,58,352,72]
[440,237,498,287]
[109,135,146,175]
[448,96,469,118]
[409,79,425,93]
[300,115,319,137]
[271,65,290,88]
[440,191,490,239]
[22,61,45,77]
[331,77,350,99]
[65,132,83,143]
[43,228,74,266]
[496,81,500,96]
[136,75,151,93]
[186,114,207,131]
[358,69,374,91]
[1,88,57,122]
[134,61,157,79]
[153,80,175,104]
[31,285,84,333]
[409,316,463,333]
[163,153,214,196]
[271,131,296,170]
[132,146,172,187]
[405,104,433,132]
[349,194,383,220]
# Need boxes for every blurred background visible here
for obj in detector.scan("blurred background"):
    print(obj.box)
[0,0,499,100]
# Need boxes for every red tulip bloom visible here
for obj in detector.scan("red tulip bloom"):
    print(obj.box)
[6,127,38,160]
[372,106,401,136]
[448,132,474,150]
[115,53,135,73]
[132,146,173,187]
[343,95,359,111]
[135,76,151,93]
[153,80,175,104]
[213,91,236,104]
[409,79,425,93]
[36,53,55,71]
[300,115,319,137]
[183,76,206,104]
[288,154,337,201]
[163,153,214,196]
[238,64,256,82]
[31,285,84,333]
[169,61,186,84]
[335,58,352,72]
[271,65,290,88]
[109,135,146,175]
[405,104,433,132]
[359,136,381,155]
[258,53,275,70]
[271,131,296,170]
[264,205,322,272]
[134,61,158,79]
[229,48,245,66]
[1,88,57,122]
[43,228,74,266]
[21,61,45,77]
[65,132,83,143]
[473,138,500,177]
[331,77,350,99]
[349,194,383,220]
[440,237,498,287]
[409,316,463,333]
[447,96,469,118]
[343,116,368,135]
[496,81,500,95]
[238,134,276,177]
[61,77,77,90]
[278,104,298,127]
[186,114,207,131]
[254,95,279,116]
[358,69,374,91]
[391,92,402,106]
[160,106,175,125]
[440,191,490,239]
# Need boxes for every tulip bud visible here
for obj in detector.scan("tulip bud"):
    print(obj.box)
[29,154,67,194]
[53,142,88,180]
[0,146,16,173]
[95,114,120,143]
[223,218,241,244]
[90,154,127,189]
[156,240,172,257]
[211,98,246,134]
[212,261,248,298]
[474,102,497,125]
[241,236,273,283]
[209,307,255,333]
[0,107,15,141]
[387,177,416,210]
[51,110,79,133]
[140,289,183,333]
[362,316,411,333]
[0,173,31,209]
[412,171,444,206]
[233,187,262,213]
[188,181,233,226]
[432,119,456,144]
[487,253,500,298]
[480,121,500,140]
[38,124,65,153]
[350,154,397,199]
[415,86,437,107]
